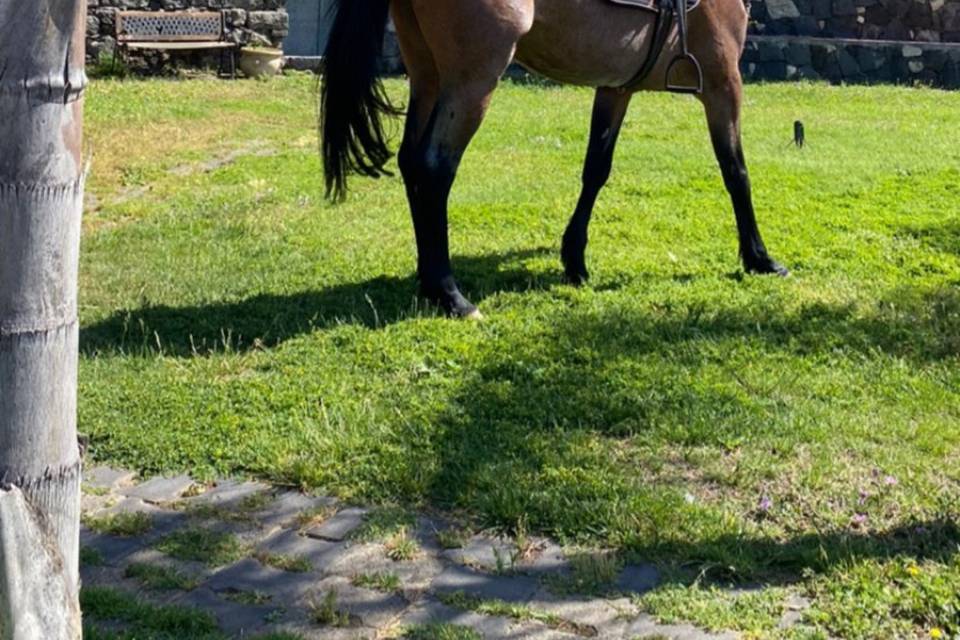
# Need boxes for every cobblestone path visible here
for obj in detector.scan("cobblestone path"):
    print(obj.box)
[80,468,784,639]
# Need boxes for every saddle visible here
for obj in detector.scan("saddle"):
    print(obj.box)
[607,0,703,94]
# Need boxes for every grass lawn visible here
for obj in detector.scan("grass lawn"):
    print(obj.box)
[80,74,960,638]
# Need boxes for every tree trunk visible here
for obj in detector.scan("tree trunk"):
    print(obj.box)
[0,1,87,638]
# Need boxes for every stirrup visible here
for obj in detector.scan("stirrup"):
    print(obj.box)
[665,53,703,94]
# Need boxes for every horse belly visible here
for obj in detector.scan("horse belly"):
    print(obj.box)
[515,0,657,87]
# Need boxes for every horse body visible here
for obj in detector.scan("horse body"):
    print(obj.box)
[321,0,787,318]
[515,0,658,87]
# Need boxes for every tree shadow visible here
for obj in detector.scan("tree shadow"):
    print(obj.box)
[422,284,959,582]
[80,248,561,357]
[900,218,960,258]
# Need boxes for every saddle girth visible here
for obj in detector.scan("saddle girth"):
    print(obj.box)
[609,0,704,94]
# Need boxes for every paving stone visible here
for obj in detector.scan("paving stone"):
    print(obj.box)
[625,614,739,640]
[80,529,146,564]
[205,557,319,601]
[84,466,137,492]
[409,514,455,555]
[189,479,271,508]
[305,507,368,542]
[256,491,337,531]
[526,590,627,631]
[97,499,189,542]
[258,529,373,575]
[516,539,570,576]
[401,599,576,640]
[102,497,163,515]
[121,475,197,504]
[171,587,275,636]
[441,534,518,572]
[272,612,375,640]
[124,548,210,582]
[778,594,811,628]
[431,565,540,603]
[79,564,127,588]
[304,575,409,629]
[616,563,660,594]
[80,492,118,515]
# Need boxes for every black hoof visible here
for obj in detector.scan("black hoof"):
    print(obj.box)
[744,256,790,278]
[420,279,479,319]
[561,247,589,286]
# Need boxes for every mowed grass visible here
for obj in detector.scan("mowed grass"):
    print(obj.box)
[80,74,960,638]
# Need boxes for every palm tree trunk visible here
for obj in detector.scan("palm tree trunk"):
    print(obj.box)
[0,0,87,637]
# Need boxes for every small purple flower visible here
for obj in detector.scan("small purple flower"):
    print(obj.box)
[915,526,929,535]
[858,489,870,506]
[851,513,868,526]
[884,475,898,487]
[758,496,773,512]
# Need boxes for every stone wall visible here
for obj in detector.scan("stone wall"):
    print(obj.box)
[741,35,960,86]
[749,0,960,42]
[86,1,289,63]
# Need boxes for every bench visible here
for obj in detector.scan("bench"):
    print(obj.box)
[115,11,238,77]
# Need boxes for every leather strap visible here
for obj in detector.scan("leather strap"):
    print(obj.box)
[619,2,674,93]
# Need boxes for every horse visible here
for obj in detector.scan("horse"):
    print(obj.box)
[320,0,790,319]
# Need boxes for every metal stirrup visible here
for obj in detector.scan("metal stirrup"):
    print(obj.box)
[664,0,703,94]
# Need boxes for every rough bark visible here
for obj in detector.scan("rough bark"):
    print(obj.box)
[0,0,87,637]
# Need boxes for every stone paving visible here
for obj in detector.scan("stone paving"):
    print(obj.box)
[79,468,768,639]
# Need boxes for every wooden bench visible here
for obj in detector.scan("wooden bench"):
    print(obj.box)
[115,10,238,77]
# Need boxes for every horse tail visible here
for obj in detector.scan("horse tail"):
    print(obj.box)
[320,0,401,201]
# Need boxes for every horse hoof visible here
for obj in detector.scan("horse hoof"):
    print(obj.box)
[745,257,790,278]
[564,270,589,286]
[464,308,485,321]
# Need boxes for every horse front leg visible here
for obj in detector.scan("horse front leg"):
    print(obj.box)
[562,87,632,285]
[702,77,789,276]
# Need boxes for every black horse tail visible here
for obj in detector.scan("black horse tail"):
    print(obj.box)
[320,0,401,201]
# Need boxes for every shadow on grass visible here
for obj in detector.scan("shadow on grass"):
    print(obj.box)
[80,248,562,357]
[83,242,959,364]
[901,218,960,257]
[414,284,959,581]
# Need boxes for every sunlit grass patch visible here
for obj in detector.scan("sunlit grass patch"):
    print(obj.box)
[156,527,248,567]
[83,512,153,537]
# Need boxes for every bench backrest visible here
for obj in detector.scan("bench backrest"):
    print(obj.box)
[116,11,225,43]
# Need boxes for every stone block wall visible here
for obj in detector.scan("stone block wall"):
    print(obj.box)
[741,35,960,87]
[749,0,960,42]
[86,0,289,63]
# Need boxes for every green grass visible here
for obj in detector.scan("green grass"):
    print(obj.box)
[543,551,623,596]
[638,583,791,637]
[125,562,199,591]
[155,527,248,567]
[400,623,483,640]
[353,571,403,593]
[80,75,960,638]
[256,551,313,573]
[308,589,354,627]
[81,546,106,567]
[351,506,417,542]
[438,590,592,635]
[82,586,221,640]
[82,512,153,537]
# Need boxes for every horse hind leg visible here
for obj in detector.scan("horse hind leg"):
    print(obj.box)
[562,87,632,285]
[398,77,504,318]
[399,1,530,317]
